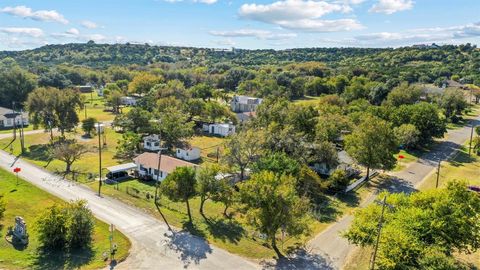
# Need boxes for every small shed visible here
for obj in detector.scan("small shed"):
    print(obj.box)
[203,123,235,137]
[176,147,201,161]
[105,163,136,181]
[143,134,161,151]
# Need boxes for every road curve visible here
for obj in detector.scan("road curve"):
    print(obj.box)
[307,114,480,270]
[0,150,259,270]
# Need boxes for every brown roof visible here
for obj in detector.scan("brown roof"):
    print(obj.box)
[133,152,197,173]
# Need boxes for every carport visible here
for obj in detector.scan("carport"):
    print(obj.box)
[106,163,137,180]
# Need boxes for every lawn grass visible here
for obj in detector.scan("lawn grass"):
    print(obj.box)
[292,96,323,106]
[0,126,35,135]
[80,92,132,123]
[0,168,130,270]
[188,135,225,164]
[0,128,126,183]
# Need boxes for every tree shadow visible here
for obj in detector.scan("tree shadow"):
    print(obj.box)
[32,246,94,270]
[164,228,213,268]
[261,249,335,270]
[448,150,477,167]
[24,144,52,162]
[204,217,245,244]
[370,175,417,194]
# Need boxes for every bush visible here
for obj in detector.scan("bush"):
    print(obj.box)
[326,169,350,193]
[36,204,68,250]
[0,195,5,220]
[66,200,94,249]
[36,200,94,251]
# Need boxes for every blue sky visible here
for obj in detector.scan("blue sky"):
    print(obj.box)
[0,0,479,50]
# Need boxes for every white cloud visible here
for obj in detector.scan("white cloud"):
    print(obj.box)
[0,27,44,37]
[238,0,362,32]
[212,39,236,46]
[194,0,218,4]
[0,5,68,24]
[369,0,414,14]
[81,20,98,29]
[66,28,80,35]
[352,22,480,46]
[209,29,297,40]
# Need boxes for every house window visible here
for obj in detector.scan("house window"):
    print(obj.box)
[177,149,180,153]
[148,168,152,174]
[146,142,151,147]
[154,142,159,146]
[154,169,159,175]
[186,152,189,156]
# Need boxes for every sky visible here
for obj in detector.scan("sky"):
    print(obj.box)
[0,0,479,50]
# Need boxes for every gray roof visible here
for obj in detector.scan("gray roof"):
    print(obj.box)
[0,106,28,119]
[232,95,263,105]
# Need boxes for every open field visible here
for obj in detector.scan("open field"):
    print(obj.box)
[0,168,130,270]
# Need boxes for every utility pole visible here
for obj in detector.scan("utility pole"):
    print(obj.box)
[153,133,172,231]
[98,123,103,197]
[469,124,475,156]
[19,109,25,154]
[436,160,441,188]
[12,102,17,141]
[84,103,88,119]
[370,196,388,270]
[216,147,219,163]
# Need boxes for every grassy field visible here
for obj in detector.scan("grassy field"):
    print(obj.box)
[0,128,125,183]
[0,168,130,270]
[80,92,132,122]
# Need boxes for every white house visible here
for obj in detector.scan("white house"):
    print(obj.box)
[203,123,235,137]
[0,107,29,129]
[143,134,161,151]
[134,152,198,181]
[230,95,263,113]
[176,147,201,161]
[120,96,137,106]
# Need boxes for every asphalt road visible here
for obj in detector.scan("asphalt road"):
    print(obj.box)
[0,151,259,270]
[307,115,480,270]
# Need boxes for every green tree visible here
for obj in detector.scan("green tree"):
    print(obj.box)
[161,167,197,224]
[116,131,142,158]
[0,66,36,108]
[36,204,68,250]
[345,115,397,179]
[223,129,264,180]
[384,83,422,106]
[128,72,162,94]
[394,124,420,149]
[438,88,468,120]
[81,117,97,137]
[326,169,350,193]
[211,179,235,217]
[66,200,94,249]
[252,152,300,176]
[26,87,83,137]
[158,107,195,149]
[238,171,311,258]
[344,181,480,269]
[0,195,5,220]
[195,165,221,219]
[190,83,213,100]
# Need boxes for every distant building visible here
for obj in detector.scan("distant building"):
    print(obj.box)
[0,107,29,129]
[143,135,161,151]
[76,85,94,93]
[176,147,201,161]
[134,152,198,181]
[120,96,137,106]
[230,95,263,113]
[203,123,235,137]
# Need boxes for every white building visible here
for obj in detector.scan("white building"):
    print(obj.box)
[230,95,263,113]
[143,134,161,151]
[134,152,198,181]
[120,96,137,106]
[203,123,235,137]
[176,147,201,161]
[0,107,29,129]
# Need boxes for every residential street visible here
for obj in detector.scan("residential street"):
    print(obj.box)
[0,150,259,270]
[307,114,480,270]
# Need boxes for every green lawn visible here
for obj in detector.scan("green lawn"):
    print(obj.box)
[0,168,130,270]
[0,126,35,135]
[80,92,132,123]
[0,128,126,183]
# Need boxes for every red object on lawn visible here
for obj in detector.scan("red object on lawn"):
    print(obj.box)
[13,167,21,173]
[398,155,405,159]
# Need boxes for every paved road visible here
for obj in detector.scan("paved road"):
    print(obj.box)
[307,115,480,270]
[0,151,259,270]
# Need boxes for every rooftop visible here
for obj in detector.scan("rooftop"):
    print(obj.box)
[134,152,198,173]
[232,95,263,105]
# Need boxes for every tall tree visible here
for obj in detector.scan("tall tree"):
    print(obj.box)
[345,115,397,179]
[0,66,36,108]
[344,181,480,269]
[161,167,197,224]
[223,129,264,180]
[50,140,89,174]
[26,87,83,137]
[158,107,194,149]
[195,165,221,219]
[238,171,311,258]
[128,72,162,94]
